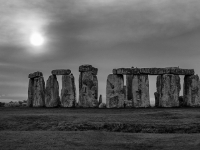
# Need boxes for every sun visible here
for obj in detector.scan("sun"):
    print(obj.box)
[30,32,44,46]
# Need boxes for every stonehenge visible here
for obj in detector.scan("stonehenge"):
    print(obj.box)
[78,65,98,107]
[27,65,200,108]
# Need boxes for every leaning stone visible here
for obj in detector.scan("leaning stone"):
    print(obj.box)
[28,71,43,78]
[51,69,71,75]
[183,75,200,107]
[106,74,124,108]
[99,95,102,105]
[60,74,76,107]
[33,77,45,107]
[27,78,34,107]
[99,103,106,108]
[156,74,181,107]
[45,75,60,107]
[79,71,98,107]
[132,75,150,107]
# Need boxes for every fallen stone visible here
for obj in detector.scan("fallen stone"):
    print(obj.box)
[60,74,76,107]
[132,75,150,107]
[45,75,60,107]
[124,100,132,108]
[79,71,98,107]
[183,75,200,107]
[28,71,43,78]
[27,78,34,107]
[156,74,181,107]
[99,95,102,105]
[106,74,124,108]
[79,64,98,75]
[99,103,106,108]
[33,76,45,107]
[51,69,71,75]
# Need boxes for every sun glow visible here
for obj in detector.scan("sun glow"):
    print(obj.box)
[30,32,44,46]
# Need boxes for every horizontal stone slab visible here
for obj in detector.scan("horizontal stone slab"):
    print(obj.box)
[79,64,98,75]
[113,67,194,75]
[51,69,71,75]
[28,71,43,78]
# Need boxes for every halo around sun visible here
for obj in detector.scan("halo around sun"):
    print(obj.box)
[30,32,44,46]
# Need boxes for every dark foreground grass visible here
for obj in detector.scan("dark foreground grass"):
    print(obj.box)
[1,107,200,133]
[1,131,200,150]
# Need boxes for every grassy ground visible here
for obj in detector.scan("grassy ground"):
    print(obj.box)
[1,107,200,149]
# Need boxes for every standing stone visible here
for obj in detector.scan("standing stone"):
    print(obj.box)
[61,74,76,107]
[126,75,133,100]
[106,74,124,108]
[154,92,159,107]
[79,71,98,107]
[45,75,60,107]
[27,78,34,107]
[183,75,200,107]
[33,76,45,107]
[99,94,102,105]
[132,75,150,107]
[156,74,180,107]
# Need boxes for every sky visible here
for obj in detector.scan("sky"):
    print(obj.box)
[1,0,200,104]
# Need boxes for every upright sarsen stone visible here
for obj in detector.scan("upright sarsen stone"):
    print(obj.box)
[45,75,60,107]
[33,76,45,107]
[183,75,200,107]
[126,75,133,100]
[132,75,150,107]
[61,74,76,107]
[79,71,98,107]
[106,74,124,108]
[156,74,180,107]
[27,78,34,107]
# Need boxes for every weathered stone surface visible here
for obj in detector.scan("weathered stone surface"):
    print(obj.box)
[156,74,181,107]
[113,67,194,75]
[27,78,34,107]
[79,71,98,107]
[132,75,150,107]
[106,74,124,108]
[45,75,60,107]
[99,103,106,108]
[99,95,102,105]
[123,86,127,100]
[79,65,98,75]
[33,77,45,107]
[51,69,71,75]
[154,92,159,107]
[61,74,76,107]
[179,96,184,107]
[124,100,132,108]
[183,75,200,107]
[28,71,43,78]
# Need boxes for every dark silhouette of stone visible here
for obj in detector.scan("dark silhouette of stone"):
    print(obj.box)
[33,76,45,107]
[154,92,159,107]
[79,69,98,107]
[183,75,200,107]
[156,74,181,107]
[132,75,150,107]
[126,75,133,100]
[45,75,60,107]
[106,74,124,108]
[99,94,102,105]
[61,74,76,107]
[179,96,184,107]
[51,69,71,75]
[27,78,34,107]
[28,71,43,78]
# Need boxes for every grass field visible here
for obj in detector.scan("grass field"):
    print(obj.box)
[0,107,200,149]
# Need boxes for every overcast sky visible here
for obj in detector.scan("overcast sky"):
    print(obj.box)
[1,0,200,103]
